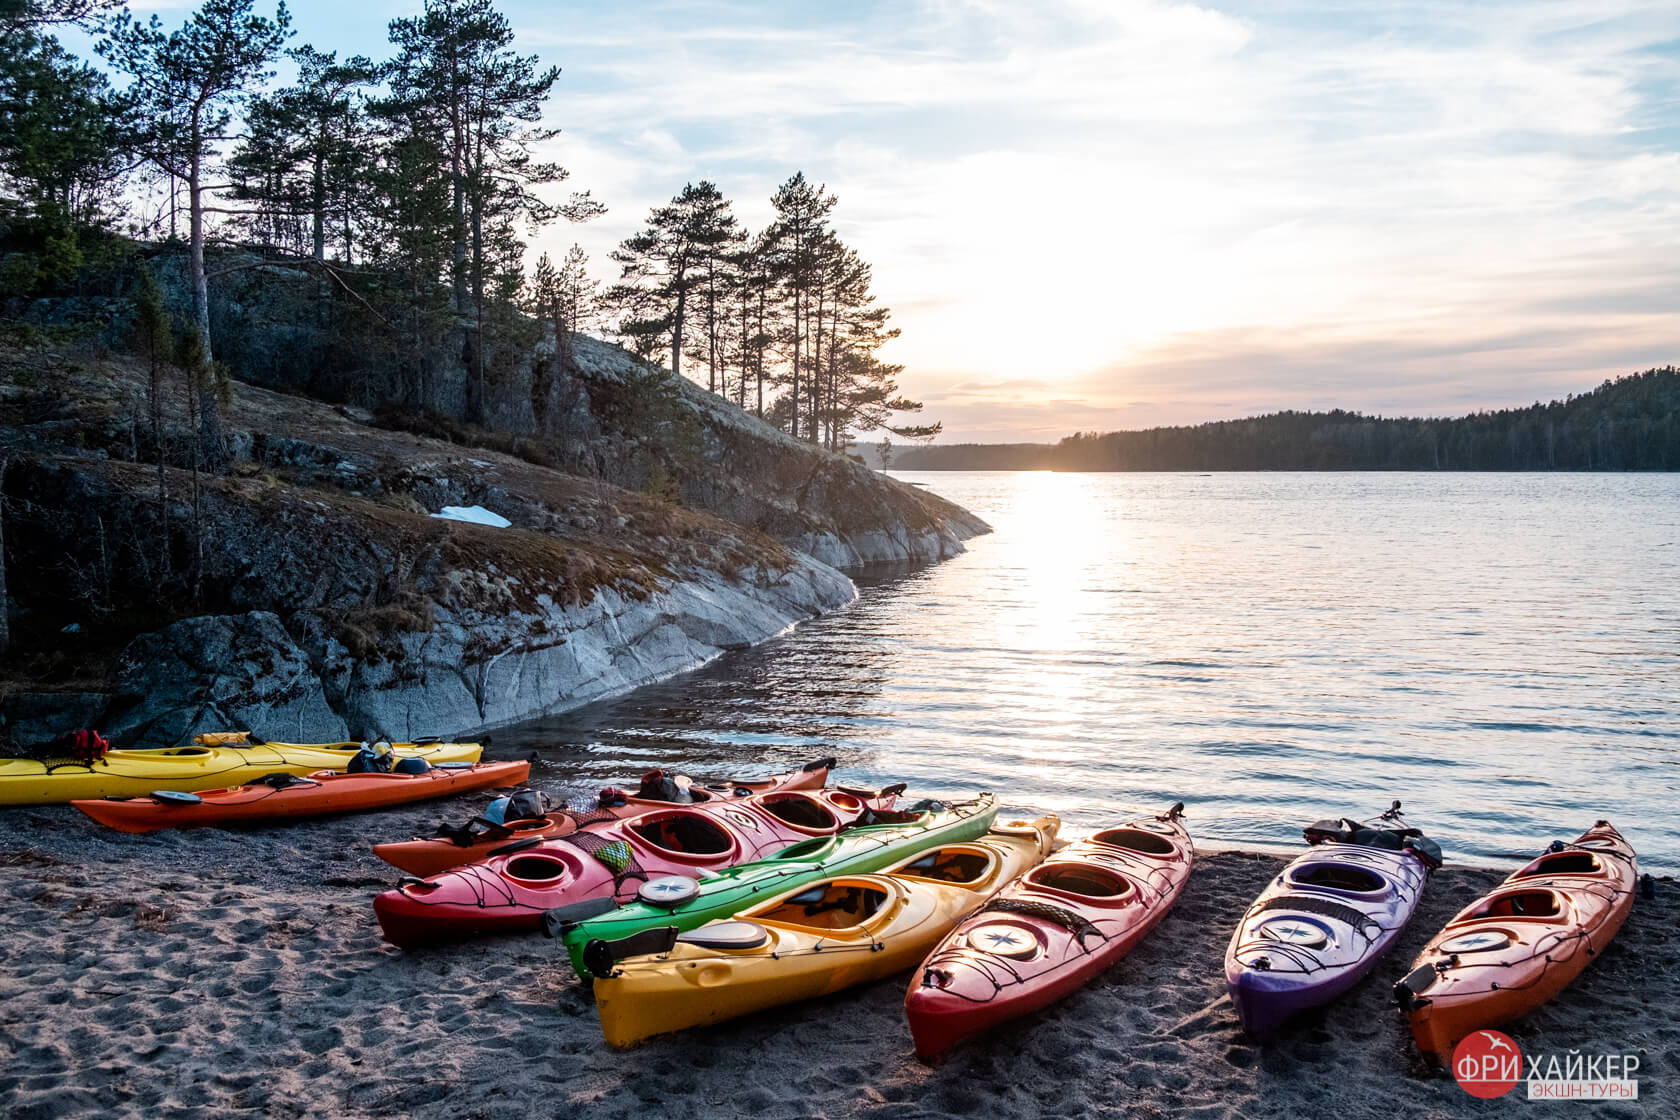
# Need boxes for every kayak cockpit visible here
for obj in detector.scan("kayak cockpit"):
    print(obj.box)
[1465,888,1565,921]
[629,812,737,858]
[1025,862,1132,902]
[894,846,995,885]
[1091,827,1176,855]
[1511,851,1600,878]
[1285,862,1389,897]
[755,880,891,932]
[758,794,841,834]
[503,854,573,883]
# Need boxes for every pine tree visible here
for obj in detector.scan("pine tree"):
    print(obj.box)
[229,45,376,262]
[0,18,130,290]
[607,181,739,386]
[381,0,600,421]
[132,262,172,572]
[763,172,836,440]
[99,0,294,362]
[0,0,123,46]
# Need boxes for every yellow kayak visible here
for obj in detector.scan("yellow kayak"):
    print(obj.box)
[593,814,1059,1047]
[0,734,482,806]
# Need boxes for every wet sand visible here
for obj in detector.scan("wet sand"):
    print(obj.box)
[1,794,1674,1118]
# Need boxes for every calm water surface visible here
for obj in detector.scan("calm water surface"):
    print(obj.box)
[500,472,1680,870]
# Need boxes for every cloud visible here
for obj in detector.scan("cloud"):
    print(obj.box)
[504,0,1680,439]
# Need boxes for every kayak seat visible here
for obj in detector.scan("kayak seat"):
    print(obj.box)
[1285,863,1387,895]
[1512,853,1598,878]
[1091,828,1175,856]
[759,883,887,931]
[1026,864,1130,899]
[900,849,992,884]
[629,815,733,855]
[1469,890,1562,920]
[760,795,840,831]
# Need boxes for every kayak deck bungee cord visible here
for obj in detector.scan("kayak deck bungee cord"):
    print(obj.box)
[1225,800,1443,1035]
[905,803,1194,1057]
[372,757,847,877]
[553,793,1001,978]
[588,812,1058,1047]
[372,783,904,947]
[1395,819,1647,1062]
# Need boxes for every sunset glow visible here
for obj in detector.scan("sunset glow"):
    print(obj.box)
[84,0,1680,439]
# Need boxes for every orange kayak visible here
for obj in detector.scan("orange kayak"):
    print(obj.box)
[372,757,840,877]
[1395,820,1643,1061]
[71,760,531,833]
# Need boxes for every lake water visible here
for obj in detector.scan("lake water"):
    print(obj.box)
[499,472,1680,871]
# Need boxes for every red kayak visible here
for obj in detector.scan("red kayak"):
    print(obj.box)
[373,757,841,877]
[904,803,1193,1058]
[71,760,532,834]
[372,784,900,948]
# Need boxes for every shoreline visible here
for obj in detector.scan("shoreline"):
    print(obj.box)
[1,790,1672,1118]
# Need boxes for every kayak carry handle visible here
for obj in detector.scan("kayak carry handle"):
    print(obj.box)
[805,757,838,773]
[539,896,619,938]
[581,926,680,978]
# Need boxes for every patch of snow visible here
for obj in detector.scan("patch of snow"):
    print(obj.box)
[431,505,512,528]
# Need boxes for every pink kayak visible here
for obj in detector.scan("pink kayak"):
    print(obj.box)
[372,784,901,948]
[904,803,1193,1058]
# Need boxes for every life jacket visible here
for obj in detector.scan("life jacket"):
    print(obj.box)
[347,741,395,774]
[635,768,690,803]
[504,789,550,821]
[54,729,111,764]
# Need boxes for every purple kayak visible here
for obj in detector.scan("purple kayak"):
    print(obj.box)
[1225,802,1442,1035]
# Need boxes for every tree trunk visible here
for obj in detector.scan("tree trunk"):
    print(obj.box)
[790,283,801,440]
[671,285,685,380]
[706,268,718,394]
[810,284,826,444]
[188,151,212,363]
[150,347,167,574]
[470,195,485,422]
[0,454,8,658]
[311,150,326,262]
[449,87,467,313]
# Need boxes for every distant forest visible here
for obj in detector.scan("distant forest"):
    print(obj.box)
[888,367,1680,471]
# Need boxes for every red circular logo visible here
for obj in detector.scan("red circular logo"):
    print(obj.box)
[1452,1030,1524,1098]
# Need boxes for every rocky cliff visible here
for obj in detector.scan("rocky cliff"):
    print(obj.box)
[0,309,986,748]
[19,252,987,569]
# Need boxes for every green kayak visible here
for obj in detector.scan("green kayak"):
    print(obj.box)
[552,793,1000,978]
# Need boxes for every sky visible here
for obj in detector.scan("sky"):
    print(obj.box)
[112,0,1680,441]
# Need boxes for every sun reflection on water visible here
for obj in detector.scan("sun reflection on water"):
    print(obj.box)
[502,472,1680,869]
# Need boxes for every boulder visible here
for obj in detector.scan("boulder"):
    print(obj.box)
[101,611,350,746]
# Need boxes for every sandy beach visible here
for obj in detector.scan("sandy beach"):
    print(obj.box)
[1,792,1673,1119]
